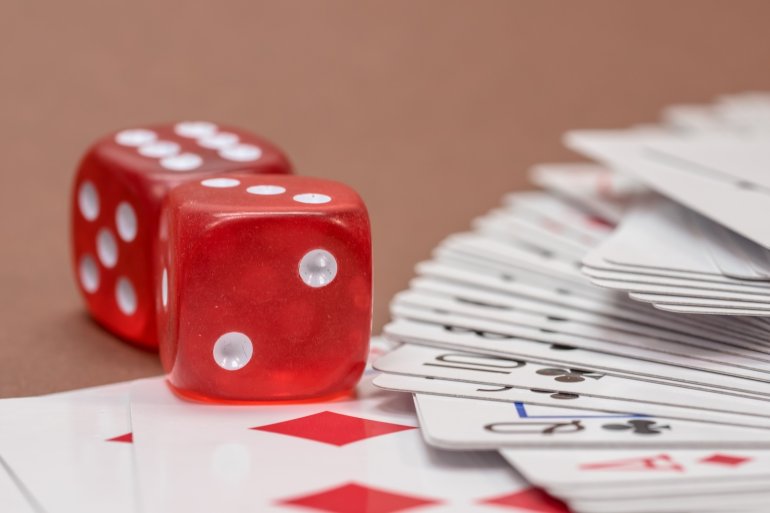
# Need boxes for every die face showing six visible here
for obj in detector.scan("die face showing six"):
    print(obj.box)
[159,174,372,401]
[71,122,293,348]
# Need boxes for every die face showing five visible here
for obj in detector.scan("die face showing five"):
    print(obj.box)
[71,122,293,348]
[159,174,372,401]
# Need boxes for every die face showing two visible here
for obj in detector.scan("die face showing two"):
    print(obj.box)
[159,174,372,402]
[71,122,292,348]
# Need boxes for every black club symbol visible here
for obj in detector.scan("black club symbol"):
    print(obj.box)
[444,325,514,340]
[602,419,671,435]
[536,368,604,383]
[530,388,579,400]
[549,344,576,351]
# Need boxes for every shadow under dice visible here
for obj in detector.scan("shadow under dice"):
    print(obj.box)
[160,174,372,402]
[71,122,292,348]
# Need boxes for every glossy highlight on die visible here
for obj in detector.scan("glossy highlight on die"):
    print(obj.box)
[70,122,292,348]
[158,174,372,402]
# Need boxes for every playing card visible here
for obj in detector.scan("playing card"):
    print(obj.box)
[389,303,770,389]
[583,251,770,288]
[714,92,770,128]
[373,345,770,427]
[593,279,770,305]
[567,491,770,513]
[647,135,770,194]
[528,163,641,223]
[0,456,39,513]
[661,104,737,133]
[413,393,770,450]
[394,289,770,362]
[585,194,770,282]
[501,191,613,243]
[0,382,135,513]
[375,372,770,431]
[629,292,770,311]
[417,260,768,345]
[129,375,550,513]
[502,447,770,492]
[409,276,770,352]
[565,128,770,249]
[581,267,770,295]
[383,316,770,398]
[473,211,589,259]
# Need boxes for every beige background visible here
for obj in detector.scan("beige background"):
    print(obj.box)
[2,1,770,397]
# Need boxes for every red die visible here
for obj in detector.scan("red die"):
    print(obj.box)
[159,174,372,402]
[71,122,292,349]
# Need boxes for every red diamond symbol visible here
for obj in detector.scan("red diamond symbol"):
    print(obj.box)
[277,482,439,513]
[699,453,752,467]
[481,487,571,512]
[252,411,415,446]
[105,432,133,443]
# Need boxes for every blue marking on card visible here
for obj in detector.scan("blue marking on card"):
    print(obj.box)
[514,402,647,419]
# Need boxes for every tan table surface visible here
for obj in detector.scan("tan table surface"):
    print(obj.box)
[2,1,770,397]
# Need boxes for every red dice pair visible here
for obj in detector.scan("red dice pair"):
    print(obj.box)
[70,122,372,401]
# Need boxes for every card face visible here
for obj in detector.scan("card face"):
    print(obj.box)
[582,267,770,295]
[130,376,538,513]
[394,290,770,363]
[592,279,770,303]
[373,345,770,425]
[0,456,37,513]
[501,448,770,500]
[437,233,586,284]
[383,317,770,398]
[374,372,770,431]
[583,250,770,288]
[661,104,738,133]
[566,491,770,513]
[389,303,770,390]
[0,383,135,513]
[630,292,770,310]
[413,394,770,450]
[654,303,770,317]
[586,193,770,283]
[528,163,640,222]
[502,190,614,243]
[565,129,770,249]
[417,260,768,345]
[648,136,770,195]
[588,194,726,275]
[473,211,589,259]
[409,276,770,352]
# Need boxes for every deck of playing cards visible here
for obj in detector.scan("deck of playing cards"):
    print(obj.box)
[374,92,770,513]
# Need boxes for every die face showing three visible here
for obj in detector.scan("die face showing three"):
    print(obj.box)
[159,174,372,402]
[71,122,292,348]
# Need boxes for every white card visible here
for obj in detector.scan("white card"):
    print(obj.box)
[130,376,538,513]
[417,260,766,345]
[389,303,770,387]
[414,394,770,450]
[374,345,770,426]
[375,372,770,431]
[384,317,770,398]
[503,447,770,488]
[566,128,770,249]
[0,456,38,513]
[410,276,770,352]
[0,382,135,513]
[394,289,770,363]
[528,163,641,222]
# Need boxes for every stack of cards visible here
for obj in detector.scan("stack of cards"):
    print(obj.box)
[374,93,770,512]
